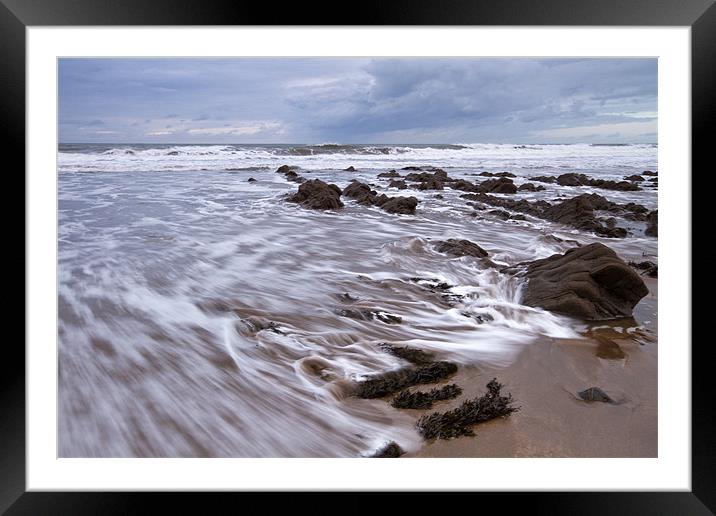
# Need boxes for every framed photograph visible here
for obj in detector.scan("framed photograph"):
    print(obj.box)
[6,0,713,512]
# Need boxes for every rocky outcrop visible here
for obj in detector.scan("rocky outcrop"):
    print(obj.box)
[343,166,356,172]
[378,170,401,178]
[434,239,489,258]
[517,182,545,192]
[478,171,516,178]
[541,194,627,238]
[377,195,419,214]
[624,174,645,181]
[288,179,343,210]
[388,179,408,189]
[556,173,641,192]
[342,180,419,214]
[642,170,658,176]
[516,243,649,320]
[480,177,518,194]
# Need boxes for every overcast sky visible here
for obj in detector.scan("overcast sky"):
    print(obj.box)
[59,58,657,144]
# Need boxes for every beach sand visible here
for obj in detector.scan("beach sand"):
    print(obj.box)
[407,277,658,458]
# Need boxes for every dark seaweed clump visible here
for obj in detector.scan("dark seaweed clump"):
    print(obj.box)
[369,441,405,458]
[354,361,458,399]
[391,384,463,410]
[416,379,518,439]
[380,343,436,365]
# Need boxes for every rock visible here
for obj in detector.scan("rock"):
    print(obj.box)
[645,210,658,237]
[288,179,343,210]
[401,166,423,171]
[518,182,539,192]
[335,308,402,324]
[480,177,518,194]
[451,179,480,192]
[379,196,419,215]
[642,170,658,176]
[628,260,658,278]
[369,441,405,458]
[378,170,401,178]
[557,173,588,186]
[625,174,645,181]
[344,166,356,172]
[284,170,305,183]
[510,214,528,221]
[247,177,256,182]
[388,179,408,189]
[342,180,376,203]
[416,177,444,190]
[542,194,628,238]
[518,242,649,320]
[435,239,489,258]
[478,171,515,178]
[578,387,613,403]
[532,175,558,184]
[434,194,443,199]
[488,209,511,220]
[276,164,293,174]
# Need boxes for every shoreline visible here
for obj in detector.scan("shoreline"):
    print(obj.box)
[405,277,657,458]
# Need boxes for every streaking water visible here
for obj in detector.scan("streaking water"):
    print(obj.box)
[58,143,657,457]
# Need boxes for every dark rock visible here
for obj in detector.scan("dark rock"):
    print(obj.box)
[288,179,343,210]
[557,173,588,186]
[435,239,489,258]
[344,166,356,172]
[284,170,305,183]
[510,214,528,221]
[518,182,538,192]
[481,177,518,194]
[628,260,658,278]
[369,441,405,458]
[434,194,444,199]
[532,175,558,184]
[645,210,658,237]
[379,196,419,215]
[451,179,481,192]
[388,179,408,189]
[642,170,658,176]
[335,308,402,324]
[478,171,515,178]
[416,379,518,440]
[625,174,645,181]
[391,384,463,410]
[276,164,293,174]
[401,166,423,171]
[416,177,444,190]
[518,242,649,320]
[247,177,256,182]
[342,180,376,203]
[378,170,401,178]
[578,387,613,403]
[542,194,628,238]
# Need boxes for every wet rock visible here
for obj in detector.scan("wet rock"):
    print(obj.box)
[416,177,444,190]
[480,177,518,194]
[542,194,628,238]
[645,210,658,237]
[354,361,458,399]
[284,170,306,183]
[369,441,405,458]
[335,292,359,303]
[378,196,419,215]
[247,177,256,182]
[238,317,285,335]
[276,164,294,174]
[391,384,463,410]
[488,209,511,220]
[342,180,376,203]
[628,260,658,278]
[450,179,481,192]
[405,170,450,183]
[166,150,180,156]
[478,171,516,178]
[642,170,658,176]
[557,173,588,187]
[578,387,613,403]
[510,214,528,221]
[434,194,444,199]
[344,166,356,172]
[288,179,343,210]
[518,242,649,320]
[435,239,489,258]
[401,166,423,171]
[625,174,645,181]
[532,175,558,184]
[335,308,402,324]
[460,311,494,324]
[388,179,408,189]
[416,379,518,440]
[517,182,545,192]
[378,170,401,178]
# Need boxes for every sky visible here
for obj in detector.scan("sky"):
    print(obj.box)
[58,58,657,144]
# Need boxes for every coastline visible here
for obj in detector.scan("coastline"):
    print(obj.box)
[407,277,658,458]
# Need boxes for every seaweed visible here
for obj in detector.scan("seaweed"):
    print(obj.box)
[416,379,518,439]
[391,384,463,410]
[368,441,405,458]
[354,361,458,399]
[380,343,436,365]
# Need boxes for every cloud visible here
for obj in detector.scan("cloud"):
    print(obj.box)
[59,57,657,143]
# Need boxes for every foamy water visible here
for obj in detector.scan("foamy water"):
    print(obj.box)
[58,143,657,457]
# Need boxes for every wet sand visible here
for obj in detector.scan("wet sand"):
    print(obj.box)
[408,277,657,458]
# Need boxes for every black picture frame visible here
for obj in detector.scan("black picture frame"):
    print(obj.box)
[4,0,713,513]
